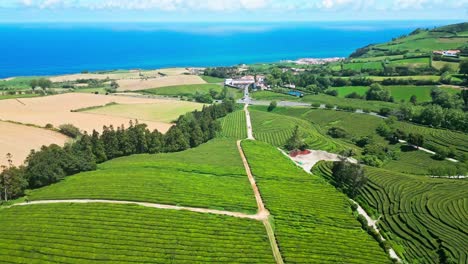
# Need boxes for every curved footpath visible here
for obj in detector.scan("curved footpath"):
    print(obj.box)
[12,199,267,221]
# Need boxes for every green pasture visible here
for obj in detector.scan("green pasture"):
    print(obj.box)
[200,75,224,83]
[142,84,242,99]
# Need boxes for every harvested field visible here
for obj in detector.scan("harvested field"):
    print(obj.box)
[84,101,204,123]
[48,68,191,82]
[117,75,206,91]
[0,93,177,133]
[0,121,69,167]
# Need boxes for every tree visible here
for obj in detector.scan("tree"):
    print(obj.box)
[285,125,307,151]
[407,133,424,149]
[164,126,190,152]
[331,159,367,198]
[90,130,107,163]
[410,95,417,105]
[365,83,391,102]
[0,154,27,201]
[459,59,468,76]
[58,124,82,138]
[110,81,119,90]
[267,101,277,112]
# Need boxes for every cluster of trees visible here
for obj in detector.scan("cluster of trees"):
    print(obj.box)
[0,99,235,202]
[365,84,393,102]
[385,88,468,132]
[193,86,233,103]
[331,158,367,198]
[204,67,237,78]
[30,78,52,90]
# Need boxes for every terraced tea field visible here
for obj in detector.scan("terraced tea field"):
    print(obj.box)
[249,109,343,152]
[28,139,258,213]
[0,203,275,263]
[314,163,468,264]
[268,107,468,160]
[241,140,391,264]
[383,146,464,175]
[220,110,247,139]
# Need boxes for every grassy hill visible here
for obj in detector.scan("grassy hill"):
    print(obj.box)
[350,22,468,59]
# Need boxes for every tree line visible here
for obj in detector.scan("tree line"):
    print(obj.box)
[0,99,236,202]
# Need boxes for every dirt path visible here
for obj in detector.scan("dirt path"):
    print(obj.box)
[350,200,401,262]
[279,148,357,172]
[12,199,267,221]
[398,140,459,163]
[240,104,284,264]
[237,140,266,213]
[244,104,255,140]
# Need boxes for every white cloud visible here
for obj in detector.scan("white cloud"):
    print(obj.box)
[5,0,467,13]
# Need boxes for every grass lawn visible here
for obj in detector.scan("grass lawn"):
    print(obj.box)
[366,75,441,82]
[0,203,275,263]
[388,57,430,67]
[27,139,258,213]
[343,61,383,70]
[200,75,224,83]
[83,100,204,123]
[74,87,108,94]
[142,83,242,99]
[0,76,43,90]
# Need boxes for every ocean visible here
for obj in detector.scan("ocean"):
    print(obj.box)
[0,21,459,78]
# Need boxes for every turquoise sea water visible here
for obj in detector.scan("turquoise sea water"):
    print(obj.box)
[0,21,458,78]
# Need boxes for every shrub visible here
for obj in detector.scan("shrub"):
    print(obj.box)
[345,92,364,99]
[267,101,277,112]
[45,123,54,129]
[58,124,82,138]
[379,107,392,117]
[355,136,373,147]
[328,127,348,138]
[433,147,449,160]
[311,102,321,108]
[325,103,334,109]
[325,90,338,97]
[360,155,384,167]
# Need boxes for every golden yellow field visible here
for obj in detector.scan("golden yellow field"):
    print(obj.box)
[0,121,69,167]
[116,75,206,91]
[0,93,179,133]
[84,100,204,123]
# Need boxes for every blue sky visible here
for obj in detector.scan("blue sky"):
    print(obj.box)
[0,0,466,22]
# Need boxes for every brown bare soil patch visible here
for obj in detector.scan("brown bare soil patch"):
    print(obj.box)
[0,121,69,167]
[0,93,174,133]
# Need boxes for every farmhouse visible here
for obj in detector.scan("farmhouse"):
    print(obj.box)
[225,75,255,87]
[433,50,461,57]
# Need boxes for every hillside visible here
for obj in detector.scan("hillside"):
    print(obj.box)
[350,22,468,59]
